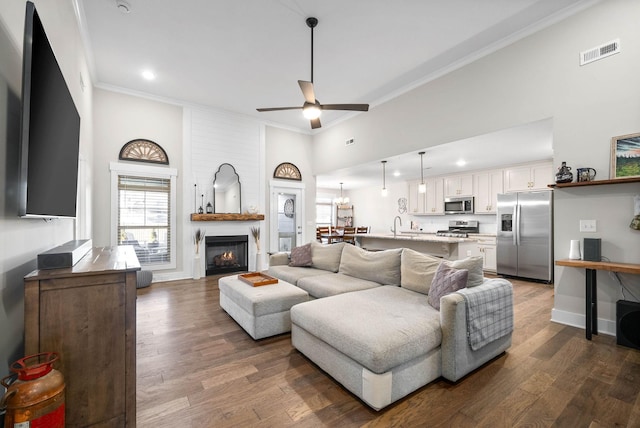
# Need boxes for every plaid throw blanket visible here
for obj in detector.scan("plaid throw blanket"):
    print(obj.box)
[457,279,514,351]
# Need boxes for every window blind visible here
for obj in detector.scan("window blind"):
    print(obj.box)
[117,175,171,265]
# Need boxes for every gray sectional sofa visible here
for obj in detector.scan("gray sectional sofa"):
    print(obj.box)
[267,241,513,410]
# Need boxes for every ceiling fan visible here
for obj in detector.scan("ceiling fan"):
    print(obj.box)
[256,17,369,129]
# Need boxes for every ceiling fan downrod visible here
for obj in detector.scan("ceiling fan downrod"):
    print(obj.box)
[306,17,318,84]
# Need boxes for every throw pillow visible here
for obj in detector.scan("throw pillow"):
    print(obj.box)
[428,263,468,310]
[311,241,345,272]
[338,245,402,285]
[445,256,483,287]
[289,243,312,267]
[400,248,442,295]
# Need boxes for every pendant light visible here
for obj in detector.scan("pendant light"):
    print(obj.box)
[381,161,388,197]
[336,182,349,205]
[418,151,426,193]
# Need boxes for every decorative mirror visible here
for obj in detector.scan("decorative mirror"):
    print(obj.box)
[213,163,241,213]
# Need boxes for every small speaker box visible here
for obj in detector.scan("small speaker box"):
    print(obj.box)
[617,300,640,350]
[583,238,601,262]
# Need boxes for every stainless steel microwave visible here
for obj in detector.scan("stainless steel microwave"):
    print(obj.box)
[444,197,474,214]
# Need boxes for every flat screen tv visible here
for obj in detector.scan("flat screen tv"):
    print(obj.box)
[19,1,81,218]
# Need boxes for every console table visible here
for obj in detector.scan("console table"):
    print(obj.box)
[24,246,140,427]
[555,259,640,340]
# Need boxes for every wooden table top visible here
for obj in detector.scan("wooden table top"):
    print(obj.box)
[556,259,640,275]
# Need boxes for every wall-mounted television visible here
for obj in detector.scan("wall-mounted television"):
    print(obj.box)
[19,1,81,218]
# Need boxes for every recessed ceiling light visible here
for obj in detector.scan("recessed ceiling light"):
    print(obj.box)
[141,70,156,81]
[456,159,467,167]
[393,171,401,177]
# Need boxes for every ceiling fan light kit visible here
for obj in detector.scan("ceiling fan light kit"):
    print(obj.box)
[256,17,368,129]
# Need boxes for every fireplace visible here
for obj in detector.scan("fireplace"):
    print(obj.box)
[205,235,248,276]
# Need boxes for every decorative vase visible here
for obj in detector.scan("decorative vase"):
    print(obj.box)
[555,161,573,183]
[255,252,263,272]
[569,240,581,260]
[193,255,201,279]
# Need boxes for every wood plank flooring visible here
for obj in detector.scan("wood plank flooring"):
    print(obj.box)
[136,275,640,427]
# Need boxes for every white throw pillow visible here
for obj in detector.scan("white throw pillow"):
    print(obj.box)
[445,256,483,287]
[400,248,442,295]
[339,245,402,285]
[310,241,345,272]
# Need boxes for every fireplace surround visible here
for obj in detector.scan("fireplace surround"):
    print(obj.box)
[205,235,248,276]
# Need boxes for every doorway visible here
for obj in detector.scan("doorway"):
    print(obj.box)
[269,182,305,253]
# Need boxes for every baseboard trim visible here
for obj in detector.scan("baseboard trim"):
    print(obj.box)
[551,308,616,336]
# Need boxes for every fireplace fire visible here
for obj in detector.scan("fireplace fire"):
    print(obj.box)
[205,235,248,276]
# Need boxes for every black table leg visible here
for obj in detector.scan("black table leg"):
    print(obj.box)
[585,268,597,340]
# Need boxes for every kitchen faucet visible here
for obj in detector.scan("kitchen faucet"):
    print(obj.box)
[392,216,402,237]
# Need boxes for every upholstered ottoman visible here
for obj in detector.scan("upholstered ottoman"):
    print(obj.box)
[219,274,309,339]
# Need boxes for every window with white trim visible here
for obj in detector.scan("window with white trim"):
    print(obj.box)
[110,162,177,270]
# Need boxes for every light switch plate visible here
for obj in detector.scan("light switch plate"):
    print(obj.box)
[580,219,597,232]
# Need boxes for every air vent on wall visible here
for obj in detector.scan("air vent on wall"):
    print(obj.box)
[580,39,620,66]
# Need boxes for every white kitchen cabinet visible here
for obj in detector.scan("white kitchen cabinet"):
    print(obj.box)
[473,169,504,213]
[408,181,425,214]
[444,174,473,197]
[476,236,497,272]
[504,162,553,192]
[409,178,443,215]
[424,177,444,214]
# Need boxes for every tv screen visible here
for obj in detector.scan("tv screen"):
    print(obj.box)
[19,1,81,218]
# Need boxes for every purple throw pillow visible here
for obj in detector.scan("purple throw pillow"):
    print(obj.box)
[428,263,468,310]
[289,243,312,267]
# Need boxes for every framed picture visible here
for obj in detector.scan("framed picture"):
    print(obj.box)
[610,132,640,179]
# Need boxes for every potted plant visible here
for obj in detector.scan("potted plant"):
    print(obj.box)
[193,228,203,279]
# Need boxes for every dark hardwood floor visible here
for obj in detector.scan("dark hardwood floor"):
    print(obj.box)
[136,274,640,427]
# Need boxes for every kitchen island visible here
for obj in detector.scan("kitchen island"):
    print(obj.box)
[355,232,478,260]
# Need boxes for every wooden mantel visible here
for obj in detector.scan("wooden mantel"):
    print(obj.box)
[190,213,264,221]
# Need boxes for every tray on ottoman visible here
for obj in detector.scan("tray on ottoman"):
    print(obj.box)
[238,272,278,287]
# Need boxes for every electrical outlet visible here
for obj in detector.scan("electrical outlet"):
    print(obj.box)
[466,250,472,256]
[579,219,597,232]
[345,138,355,146]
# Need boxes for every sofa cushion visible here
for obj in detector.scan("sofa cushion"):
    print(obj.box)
[445,256,483,287]
[296,273,381,299]
[428,263,468,310]
[338,245,402,285]
[291,286,442,374]
[311,241,345,272]
[267,265,332,286]
[400,248,442,295]
[289,243,312,267]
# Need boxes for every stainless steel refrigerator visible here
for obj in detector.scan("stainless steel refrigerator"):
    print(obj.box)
[496,191,553,283]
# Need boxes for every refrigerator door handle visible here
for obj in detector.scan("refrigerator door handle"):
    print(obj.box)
[512,205,518,246]
[516,204,521,246]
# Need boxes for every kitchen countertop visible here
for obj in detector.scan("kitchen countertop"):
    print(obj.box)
[355,232,475,244]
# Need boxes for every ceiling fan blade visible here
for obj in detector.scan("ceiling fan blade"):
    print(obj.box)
[298,80,316,104]
[310,118,321,129]
[256,106,302,112]
[321,103,369,112]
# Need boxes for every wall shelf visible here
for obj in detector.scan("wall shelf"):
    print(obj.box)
[191,213,264,221]
[549,176,640,188]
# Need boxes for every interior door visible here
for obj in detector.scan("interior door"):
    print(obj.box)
[270,184,305,253]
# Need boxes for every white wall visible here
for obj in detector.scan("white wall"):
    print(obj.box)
[0,0,93,378]
[184,107,264,276]
[312,0,640,333]
[265,126,314,248]
[92,88,184,279]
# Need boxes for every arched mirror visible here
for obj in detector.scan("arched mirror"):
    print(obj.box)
[213,163,241,213]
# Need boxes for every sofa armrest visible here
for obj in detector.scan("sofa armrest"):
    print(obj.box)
[439,279,513,382]
[269,252,290,266]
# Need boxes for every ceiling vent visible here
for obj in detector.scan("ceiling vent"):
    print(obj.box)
[580,39,620,66]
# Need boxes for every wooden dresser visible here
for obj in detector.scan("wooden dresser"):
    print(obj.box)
[24,246,140,427]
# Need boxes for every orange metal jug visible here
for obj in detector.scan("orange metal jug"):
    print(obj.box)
[1,352,65,428]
